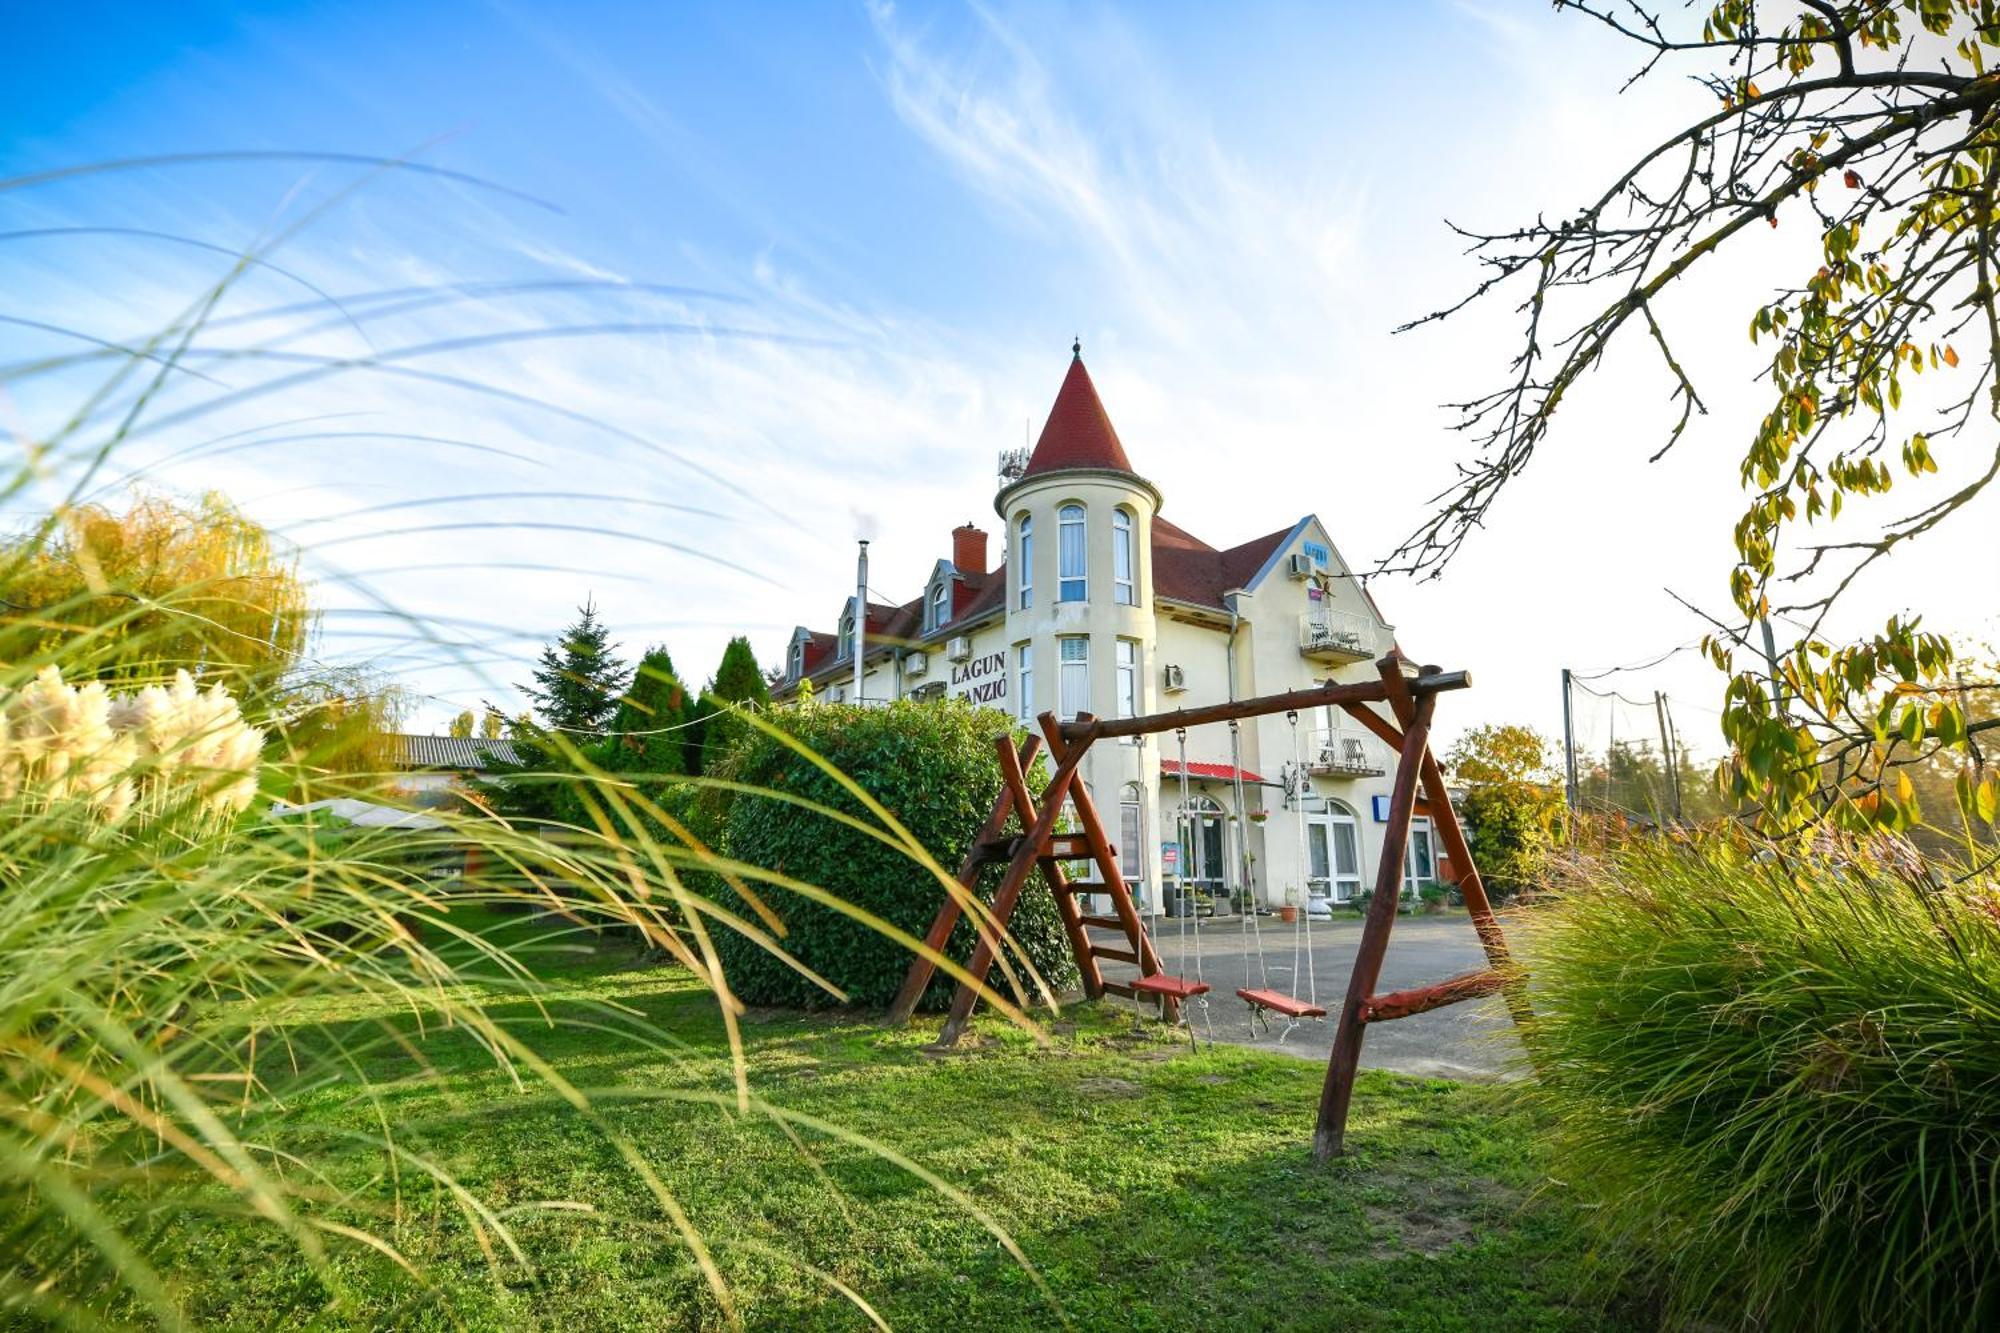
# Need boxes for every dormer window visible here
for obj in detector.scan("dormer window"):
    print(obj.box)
[789,639,804,680]
[1058,504,1087,602]
[837,607,855,660]
[930,578,951,633]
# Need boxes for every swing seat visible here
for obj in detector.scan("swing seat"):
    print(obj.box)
[1130,973,1210,1001]
[1236,987,1327,1020]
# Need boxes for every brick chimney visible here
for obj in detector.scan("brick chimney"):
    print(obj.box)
[951,522,988,577]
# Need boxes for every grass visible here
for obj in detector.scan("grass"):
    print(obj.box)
[140,905,1617,1331]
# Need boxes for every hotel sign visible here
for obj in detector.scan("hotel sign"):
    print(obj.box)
[948,650,1008,705]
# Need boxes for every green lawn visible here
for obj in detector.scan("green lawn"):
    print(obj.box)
[153,908,1625,1331]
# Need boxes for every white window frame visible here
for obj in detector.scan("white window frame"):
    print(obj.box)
[1115,638,1138,719]
[1058,503,1087,603]
[1306,800,1363,904]
[1119,783,1146,902]
[1015,642,1033,722]
[1058,635,1089,720]
[1017,513,1033,610]
[837,609,854,660]
[1403,815,1437,894]
[1112,508,1136,606]
[930,579,950,632]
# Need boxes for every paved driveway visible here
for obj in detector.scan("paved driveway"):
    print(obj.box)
[1092,912,1523,1079]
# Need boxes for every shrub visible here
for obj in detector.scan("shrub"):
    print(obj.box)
[1516,838,2000,1329]
[709,700,1078,1011]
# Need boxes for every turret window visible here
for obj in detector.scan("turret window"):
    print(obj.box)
[1059,635,1089,719]
[1017,514,1034,610]
[1112,508,1136,605]
[1058,504,1087,602]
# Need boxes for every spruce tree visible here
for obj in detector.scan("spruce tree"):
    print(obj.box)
[522,598,631,737]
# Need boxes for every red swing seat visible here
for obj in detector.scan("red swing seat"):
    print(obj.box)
[1130,973,1210,1001]
[1236,987,1327,1020]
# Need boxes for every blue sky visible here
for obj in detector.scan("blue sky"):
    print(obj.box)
[5,1,1991,750]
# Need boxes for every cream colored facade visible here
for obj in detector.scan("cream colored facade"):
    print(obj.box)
[775,356,1440,916]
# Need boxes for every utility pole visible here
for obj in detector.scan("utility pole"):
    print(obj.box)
[853,539,869,704]
[1561,668,1581,828]
[1653,690,1682,823]
[1760,617,1786,713]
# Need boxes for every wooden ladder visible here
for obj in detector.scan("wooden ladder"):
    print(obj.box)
[887,712,1187,1044]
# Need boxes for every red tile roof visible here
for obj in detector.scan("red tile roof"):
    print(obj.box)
[1161,758,1267,784]
[1151,516,1292,611]
[1021,353,1136,478]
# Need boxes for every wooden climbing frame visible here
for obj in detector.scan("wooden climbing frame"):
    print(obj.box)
[887,652,1530,1159]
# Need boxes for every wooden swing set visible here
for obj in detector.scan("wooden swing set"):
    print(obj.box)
[887,652,1530,1159]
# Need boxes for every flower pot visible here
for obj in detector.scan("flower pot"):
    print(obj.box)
[1278,905,1299,924]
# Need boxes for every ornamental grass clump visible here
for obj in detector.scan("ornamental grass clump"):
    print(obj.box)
[1517,838,2000,1330]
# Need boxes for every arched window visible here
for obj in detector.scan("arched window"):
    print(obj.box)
[930,578,950,632]
[1112,508,1136,605]
[1178,794,1229,905]
[789,640,804,680]
[837,607,855,660]
[1058,503,1086,602]
[1306,799,1363,904]
[1016,513,1034,610]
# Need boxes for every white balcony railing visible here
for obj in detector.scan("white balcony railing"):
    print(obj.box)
[1307,728,1386,778]
[1298,607,1376,661]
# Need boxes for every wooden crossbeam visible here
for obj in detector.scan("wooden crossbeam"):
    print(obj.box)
[1058,670,1469,743]
[1361,968,1505,1023]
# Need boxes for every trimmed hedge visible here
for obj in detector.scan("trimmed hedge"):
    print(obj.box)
[708,700,1078,1011]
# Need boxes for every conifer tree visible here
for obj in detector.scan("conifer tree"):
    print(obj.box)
[605,646,689,777]
[688,635,771,774]
[522,598,630,738]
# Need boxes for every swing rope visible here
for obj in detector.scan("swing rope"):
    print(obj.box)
[1288,710,1319,1013]
[1231,717,1272,993]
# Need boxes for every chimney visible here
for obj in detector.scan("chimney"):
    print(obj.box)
[951,522,988,577]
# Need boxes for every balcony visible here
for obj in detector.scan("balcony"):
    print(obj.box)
[1307,729,1386,778]
[1298,607,1376,662]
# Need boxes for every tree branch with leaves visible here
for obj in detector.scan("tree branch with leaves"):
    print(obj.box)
[1398,0,2000,833]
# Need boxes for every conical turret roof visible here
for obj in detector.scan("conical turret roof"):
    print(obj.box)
[1021,348,1136,478]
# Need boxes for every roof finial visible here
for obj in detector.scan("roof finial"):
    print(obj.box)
[1071,335,1081,360]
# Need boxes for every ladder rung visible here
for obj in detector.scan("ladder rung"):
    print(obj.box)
[1101,981,1138,999]
[1042,834,1091,859]
[1079,913,1127,930]
[1089,945,1139,964]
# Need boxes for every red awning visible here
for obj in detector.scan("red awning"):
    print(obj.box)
[1159,758,1266,784]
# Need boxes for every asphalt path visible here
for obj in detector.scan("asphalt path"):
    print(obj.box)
[1092,911,1523,1079]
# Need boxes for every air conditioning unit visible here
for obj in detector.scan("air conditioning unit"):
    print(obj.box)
[946,636,973,662]
[1287,552,1314,580]
[904,651,928,678]
[1162,663,1187,693]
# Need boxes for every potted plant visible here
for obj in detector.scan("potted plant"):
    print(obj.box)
[1419,882,1449,914]
[1277,885,1299,924]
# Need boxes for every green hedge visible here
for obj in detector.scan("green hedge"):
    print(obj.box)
[707,701,1078,1012]
[1518,839,2000,1329]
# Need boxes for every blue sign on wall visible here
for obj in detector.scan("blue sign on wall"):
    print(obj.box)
[1372,794,1391,823]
